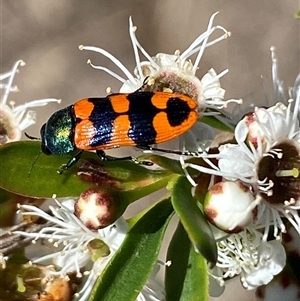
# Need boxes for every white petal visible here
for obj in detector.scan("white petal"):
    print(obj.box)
[18,110,36,131]
[53,249,91,273]
[218,144,253,180]
[243,240,286,290]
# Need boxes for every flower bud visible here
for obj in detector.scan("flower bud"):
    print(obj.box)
[74,188,127,230]
[204,181,256,233]
[88,239,110,262]
[38,277,75,301]
[238,103,292,148]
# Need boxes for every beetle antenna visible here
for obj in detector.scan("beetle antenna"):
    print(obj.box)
[27,150,42,177]
[133,76,150,93]
[25,132,40,140]
[142,76,149,87]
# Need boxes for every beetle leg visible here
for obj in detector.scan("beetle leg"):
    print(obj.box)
[58,151,84,174]
[137,145,199,156]
[96,150,153,166]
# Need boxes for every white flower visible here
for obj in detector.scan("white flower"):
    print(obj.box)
[79,13,242,154]
[0,60,60,145]
[15,199,127,298]
[79,13,239,112]
[213,229,286,290]
[242,240,286,289]
[15,198,165,301]
[183,51,300,240]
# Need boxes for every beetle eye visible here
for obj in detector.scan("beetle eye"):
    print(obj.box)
[40,124,46,137]
[41,143,52,155]
[40,124,52,155]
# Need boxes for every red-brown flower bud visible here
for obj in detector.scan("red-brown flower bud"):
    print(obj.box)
[74,188,127,230]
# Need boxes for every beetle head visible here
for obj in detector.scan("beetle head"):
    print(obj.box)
[40,107,76,155]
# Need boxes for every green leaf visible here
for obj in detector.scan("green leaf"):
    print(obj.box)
[166,222,209,301]
[0,141,172,198]
[137,154,200,181]
[0,188,27,226]
[78,152,172,191]
[171,176,217,264]
[89,198,174,301]
[0,141,96,197]
[0,187,12,204]
[201,115,234,132]
[138,154,186,174]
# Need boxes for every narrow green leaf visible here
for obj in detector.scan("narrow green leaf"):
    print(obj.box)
[171,176,217,264]
[78,152,172,191]
[0,141,97,197]
[126,197,165,228]
[138,154,186,174]
[138,154,200,179]
[0,141,172,198]
[166,221,209,301]
[165,222,209,301]
[180,243,209,301]
[166,221,190,300]
[201,115,234,132]
[89,198,174,301]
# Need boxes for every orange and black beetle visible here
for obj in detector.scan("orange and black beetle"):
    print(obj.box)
[39,91,198,171]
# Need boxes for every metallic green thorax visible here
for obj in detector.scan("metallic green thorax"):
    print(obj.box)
[41,106,76,155]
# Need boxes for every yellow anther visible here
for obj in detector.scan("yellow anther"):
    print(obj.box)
[276,168,299,178]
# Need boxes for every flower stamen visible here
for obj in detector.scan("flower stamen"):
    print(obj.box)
[276,167,299,178]
[2,60,25,105]
[79,45,139,85]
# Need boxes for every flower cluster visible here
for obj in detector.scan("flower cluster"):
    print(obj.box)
[5,14,237,300]
[184,48,300,289]
[15,197,165,301]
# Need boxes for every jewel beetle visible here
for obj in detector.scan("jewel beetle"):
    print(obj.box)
[35,90,199,172]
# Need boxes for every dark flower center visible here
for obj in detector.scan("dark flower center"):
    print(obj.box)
[257,140,300,204]
[0,123,8,145]
[141,72,199,102]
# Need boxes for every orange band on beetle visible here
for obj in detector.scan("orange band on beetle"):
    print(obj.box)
[151,92,198,110]
[110,95,130,113]
[74,119,96,150]
[151,93,168,109]
[74,99,94,119]
[109,115,135,146]
[153,111,199,144]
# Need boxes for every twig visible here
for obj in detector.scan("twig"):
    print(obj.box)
[0,221,54,256]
